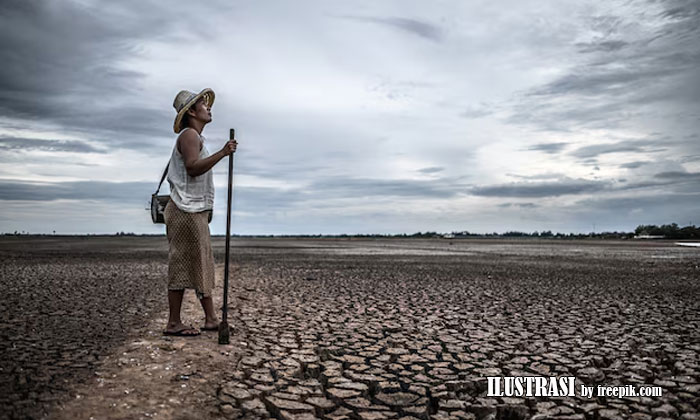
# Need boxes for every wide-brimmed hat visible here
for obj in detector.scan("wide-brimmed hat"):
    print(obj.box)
[172,88,215,133]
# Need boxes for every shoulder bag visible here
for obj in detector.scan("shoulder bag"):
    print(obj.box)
[150,164,170,224]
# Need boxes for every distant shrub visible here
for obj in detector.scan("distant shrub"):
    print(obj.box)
[635,223,699,239]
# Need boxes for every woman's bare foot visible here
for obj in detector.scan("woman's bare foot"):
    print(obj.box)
[202,319,219,331]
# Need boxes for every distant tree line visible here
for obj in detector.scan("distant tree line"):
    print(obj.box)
[448,224,698,239]
[446,230,634,239]
[634,223,699,239]
[3,223,698,239]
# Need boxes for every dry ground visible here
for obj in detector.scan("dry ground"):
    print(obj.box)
[0,236,698,420]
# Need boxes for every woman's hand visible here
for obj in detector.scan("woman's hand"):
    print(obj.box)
[220,140,237,156]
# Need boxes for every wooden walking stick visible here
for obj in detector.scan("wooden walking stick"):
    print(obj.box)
[219,128,235,345]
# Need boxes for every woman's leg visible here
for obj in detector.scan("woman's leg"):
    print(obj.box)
[164,290,199,335]
[199,296,219,329]
[167,289,185,327]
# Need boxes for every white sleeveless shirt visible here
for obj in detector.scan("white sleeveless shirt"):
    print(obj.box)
[167,128,215,212]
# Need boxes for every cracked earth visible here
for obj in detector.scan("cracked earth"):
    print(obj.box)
[1,237,699,420]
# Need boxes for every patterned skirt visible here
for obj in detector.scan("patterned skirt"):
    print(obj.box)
[164,200,215,298]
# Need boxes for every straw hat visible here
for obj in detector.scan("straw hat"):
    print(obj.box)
[172,88,215,133]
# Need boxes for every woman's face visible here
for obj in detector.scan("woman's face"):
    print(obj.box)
[188,98,212,123]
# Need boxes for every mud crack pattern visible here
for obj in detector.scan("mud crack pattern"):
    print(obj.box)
[216,240,700,420]
[0,237,169,420]
[1,237,698,420]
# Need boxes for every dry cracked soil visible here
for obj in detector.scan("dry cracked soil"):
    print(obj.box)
[0,236,699,420]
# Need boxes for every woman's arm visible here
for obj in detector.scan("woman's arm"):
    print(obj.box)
[179,129,236,177]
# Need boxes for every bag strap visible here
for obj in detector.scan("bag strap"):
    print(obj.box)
[154,162,169,195]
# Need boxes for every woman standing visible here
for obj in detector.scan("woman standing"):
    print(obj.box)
[163,88,237,336]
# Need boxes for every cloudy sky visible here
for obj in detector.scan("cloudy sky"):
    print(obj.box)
[0,0,698,235]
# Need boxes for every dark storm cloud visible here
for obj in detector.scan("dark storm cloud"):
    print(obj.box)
[527,142,568,154]
[560,191,700,233]
[309,177,464,199]
[529,65,678,99]
[680,155,700,163]
[0,1,212,149]
[474,166,699,220]
[1,2,144,113]
[619,161,649,169]
[0,136,105,153]
[231,176,473,214]
[0,175,468,210]
[471,179,609,198]
[506,172,568,180]
[509,101,631,133]
[575,192,700,219]
[587,170,700,193]
[570,139,664,159]
[231,176,469,209]
[509,0,700,131]
[654,171,700,180]
[613,179,675,191]
[660,0,700,20]
[0,179,152,203]
[0,178,306,218]
[417,167,444,174]
[575,40,628,53]
[336,15,444,42]
[498,202,538,208]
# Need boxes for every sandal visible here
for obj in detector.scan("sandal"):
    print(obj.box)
[163,326,201,336]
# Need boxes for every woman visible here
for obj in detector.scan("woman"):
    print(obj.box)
[163,88,237,336]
